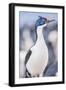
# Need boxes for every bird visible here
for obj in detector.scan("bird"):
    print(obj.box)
[19,26,34,78]
[48,30,58,60]
[48,30,58,76]
[25,16,55,77]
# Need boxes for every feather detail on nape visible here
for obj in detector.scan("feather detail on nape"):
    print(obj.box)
[38,16,47,20]
[38,16,42,19]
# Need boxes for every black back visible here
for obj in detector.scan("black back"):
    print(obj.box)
[25,50,32,65]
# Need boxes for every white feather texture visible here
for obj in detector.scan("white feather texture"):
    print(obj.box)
[26,26,48,77]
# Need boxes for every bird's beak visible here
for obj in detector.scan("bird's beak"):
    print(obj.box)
[47,19,55,23]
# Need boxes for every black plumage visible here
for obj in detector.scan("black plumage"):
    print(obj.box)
[25,50,32,65]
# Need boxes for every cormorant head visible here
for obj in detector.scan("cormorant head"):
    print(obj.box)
[35,16,55,29]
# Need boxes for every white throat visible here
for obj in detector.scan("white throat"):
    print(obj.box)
[37,26,44,40]
[36,24,47,39]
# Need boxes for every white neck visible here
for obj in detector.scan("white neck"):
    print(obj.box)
[37,26,44,40]
[36,24,47,39]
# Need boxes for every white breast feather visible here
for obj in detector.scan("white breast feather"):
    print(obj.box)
[26,28,48,76]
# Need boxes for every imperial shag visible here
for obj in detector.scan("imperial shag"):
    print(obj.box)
[25,16,55,77]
